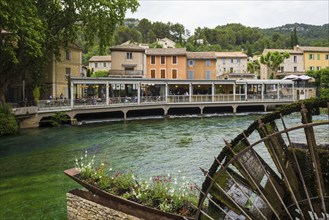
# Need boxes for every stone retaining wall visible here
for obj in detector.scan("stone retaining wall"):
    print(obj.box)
[67,190,141,220]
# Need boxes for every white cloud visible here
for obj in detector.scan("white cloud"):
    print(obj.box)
[127,0,329,32]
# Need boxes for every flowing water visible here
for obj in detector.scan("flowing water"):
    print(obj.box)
[0,113,328,219]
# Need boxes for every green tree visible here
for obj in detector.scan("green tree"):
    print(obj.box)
[247,60,260,76]
[114,26,141,45]
[137,18,152,43]
[260,51,290,79]
[307,67,329,98]
[0,0,139,104]
[290,27,299,48]
[0,104,19,136]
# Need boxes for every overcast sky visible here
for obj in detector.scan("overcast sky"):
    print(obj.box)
[126,0,329,32]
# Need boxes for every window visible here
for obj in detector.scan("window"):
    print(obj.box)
[309,54,314,60]
[126,52,133,60]
[65,51,71,60]
[150,69,155,78]
[317,54,320,60]
[65,67,71,80]
[188,60,195,67]
[151,56,156,64]
[160,69,166,78]
[206,71,211,80]
[172,56,177,64]
[95,63,98,68]
[172,69,177,79]
[103,62,107,67]
[160,56,166,64]
[237,59,241,63]
[230,67,233,73]
[316,66,321,70]
[188,71,194,79]
[326,54,329,60]
[222,58,226,64]
[223,67,226,72]
[294,66,297,72]
[293,56,297,63]
[279,66,284,72]
[231,59,234,63]
[206,60,211,67]
[310,66,314,70]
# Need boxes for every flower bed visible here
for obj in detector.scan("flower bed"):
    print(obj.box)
[65,151,199,218]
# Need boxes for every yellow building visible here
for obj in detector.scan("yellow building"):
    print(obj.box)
[295,46,329,71]
[186,52,217,80]
[45,44,82,99]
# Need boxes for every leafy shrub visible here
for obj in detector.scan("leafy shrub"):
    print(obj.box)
[49,112,70,127]
[91,70,109,77]
[75,152,199,217]
[0,104,19,136]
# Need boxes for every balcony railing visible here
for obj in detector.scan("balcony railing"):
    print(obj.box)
[109,70,143,77]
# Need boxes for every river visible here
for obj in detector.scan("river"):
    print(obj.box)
[0,113,328,219]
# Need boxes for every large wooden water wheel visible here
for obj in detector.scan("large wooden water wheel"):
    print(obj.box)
[196,99,329,220]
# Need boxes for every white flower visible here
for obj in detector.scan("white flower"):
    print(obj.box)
[109,168,112,171]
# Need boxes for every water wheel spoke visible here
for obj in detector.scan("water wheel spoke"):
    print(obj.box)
[280,114,317,219]
[301,105,328,218]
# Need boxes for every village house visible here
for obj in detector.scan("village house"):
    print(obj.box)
[186,52,217,80]
[109,43,148,78]
[44,44,82,99]
[215,52,248,79]
[88,55,111,72]
[295,46,329,71]
[156,38,176,48]
[145,48,187,79]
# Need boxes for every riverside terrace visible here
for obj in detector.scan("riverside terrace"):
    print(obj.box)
[37,78,294,114]
[12,78,295,128]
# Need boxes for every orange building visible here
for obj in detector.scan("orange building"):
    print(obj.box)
[186,52,217,79]
[145,48,187,79]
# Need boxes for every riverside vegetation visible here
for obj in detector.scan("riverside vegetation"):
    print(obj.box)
[0,104,19,136]
[75,151,199,217]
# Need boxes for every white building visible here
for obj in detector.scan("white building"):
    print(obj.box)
[156,38,176,48]
[216,52,248,78]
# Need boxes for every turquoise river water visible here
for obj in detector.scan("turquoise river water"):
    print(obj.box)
[0,113,328,219]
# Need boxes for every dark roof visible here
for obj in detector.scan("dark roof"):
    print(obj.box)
[110,44,146,52]
[146,48,186,56]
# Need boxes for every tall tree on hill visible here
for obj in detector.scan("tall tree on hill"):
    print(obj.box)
[290,27,299,48]
[137,18,152,43]
[0,0,139,104]
[260,51,290,79]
